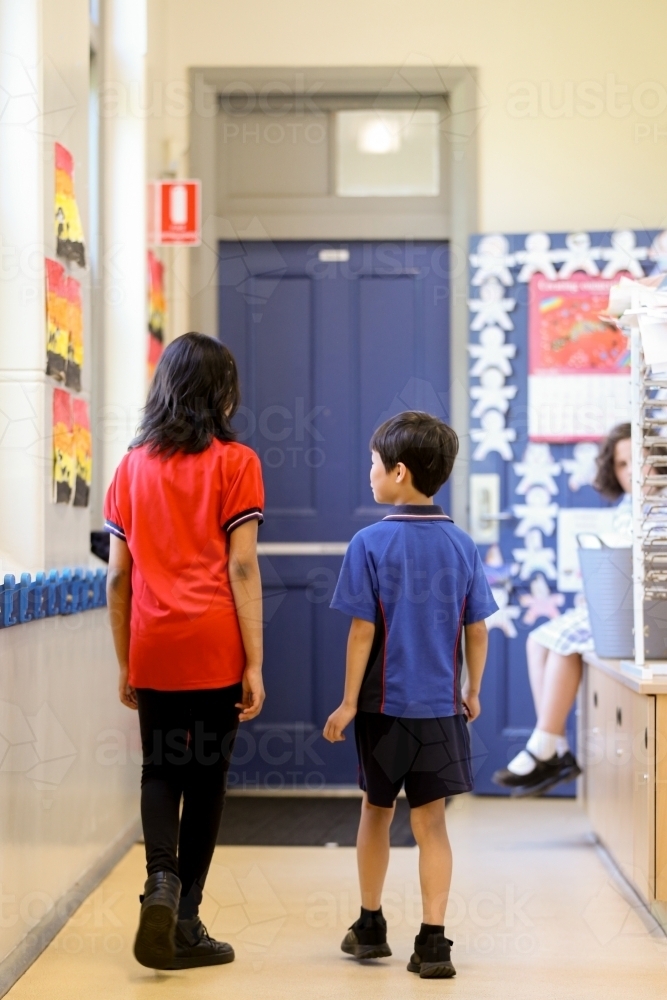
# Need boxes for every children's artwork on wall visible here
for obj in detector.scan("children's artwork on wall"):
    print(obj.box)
[55,143,86,268]
[45,259,68,382]
[515,232,559,282]
[53,388,74,504]
[469,234,515,286]
[513,442,561,495]
[45,259,83,390]
[599,230,647,279]
[513,485,559,537]
[512,529,557,581]
[468,228,663,792]
[469,278,516,331]
[514,230,654,284]
[471,410,516,461]
[470,367,517,418]
[468,326,516,377]
[527,273,630,441]
[65,273,83,391]
[72,398,92,508]
[486,587,521,637]
[483,544,514,588]
[561,441,600,491]
[648,231,667,274]
[519,574,565,624]
[148,251,165,380]
[556,232,599,279]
